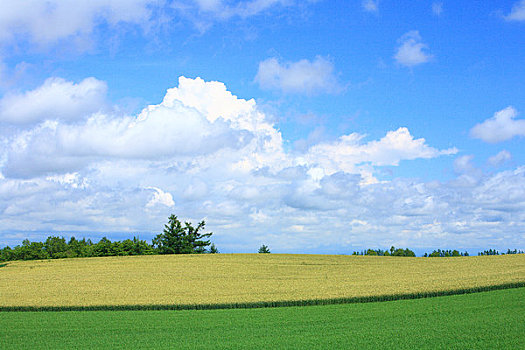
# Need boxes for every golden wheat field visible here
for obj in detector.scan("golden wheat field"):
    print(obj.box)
[1,254,524,308]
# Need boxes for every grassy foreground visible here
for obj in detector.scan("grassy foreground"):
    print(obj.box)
[1,254,524,309]
[1,288,524,349]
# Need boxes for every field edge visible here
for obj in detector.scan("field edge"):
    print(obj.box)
[2,281,524,312]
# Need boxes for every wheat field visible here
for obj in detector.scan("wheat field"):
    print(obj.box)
[1,254,524,308]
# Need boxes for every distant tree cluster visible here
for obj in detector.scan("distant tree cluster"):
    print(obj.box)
[423,249,469,257]
[477,249,524,256]
[351,247,524,257]
[503,249,525,255]
[0,215,218,262]
[478,249,500,256]
[352,246,416,257]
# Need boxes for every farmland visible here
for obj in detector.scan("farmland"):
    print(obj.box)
[1,288,524,349]
[1,254,524,309]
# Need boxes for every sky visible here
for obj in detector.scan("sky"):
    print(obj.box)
[0,0,524,254]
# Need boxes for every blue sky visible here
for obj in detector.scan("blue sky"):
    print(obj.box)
[0,0,524,254]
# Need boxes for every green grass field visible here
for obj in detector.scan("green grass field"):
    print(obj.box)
[1,288,523,349]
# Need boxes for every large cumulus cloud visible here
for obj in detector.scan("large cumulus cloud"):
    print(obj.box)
[0,76,523,252]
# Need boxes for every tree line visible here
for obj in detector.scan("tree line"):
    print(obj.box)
[352,247,416,257]
[423,249,469,257]
[0,215,218,262]
[353,247,524,257]
[477,249,524,256]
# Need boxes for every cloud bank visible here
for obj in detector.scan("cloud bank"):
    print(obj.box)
[0,76,523,252]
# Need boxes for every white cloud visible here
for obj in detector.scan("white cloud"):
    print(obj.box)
[0,76,456,183]
[453,155,484,184]
[0,0,156,46]
[194,0,224,12]
[362,0,379,12]
[432,2,443,16]
[1,77,265,178]
[170,0,302,32]
[255,56,341,94]
[505,0,525,21]
[488,150,512,167]
[454,155,475,174]
[0,58,6,83]
[176,0,290,19]
[470,106,525,143]
[0,77,107,125]
[146,187,175,207]
[46,172,89,189]
[3,76,522,252]
[394,31,433,67]
[305,127,457,181]
[234,0,288,18]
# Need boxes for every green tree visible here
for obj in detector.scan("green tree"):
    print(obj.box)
[152,215,212,254]
[208,243,219,254]
[92,237,113,256]
[365,249,378,256]
[403,248,416,257]
[44,236,68,259]
[67,237,91,258]
[14,240,48,260]
[131,237,154,255]
[0,246,14,261]
[391,247,416,257]
[258,244,270,253]
[120,237,154,255]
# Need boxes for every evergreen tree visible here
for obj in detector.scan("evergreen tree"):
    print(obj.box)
[208,243,219,254]
[258,244,271,253]
[131,237,154,255]
[152,215,212,254]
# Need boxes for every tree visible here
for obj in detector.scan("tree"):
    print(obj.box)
[130,237,154,255]
[15,240,48,260]
[208,243,219,254]
[0,246,14,261]
[152,215,212,254]
[67,237,91,258]
[258,244,270,253]
[390,246,416,257]
[92,237,113,256]
[366,249,378,256]
[44,236,68,259]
